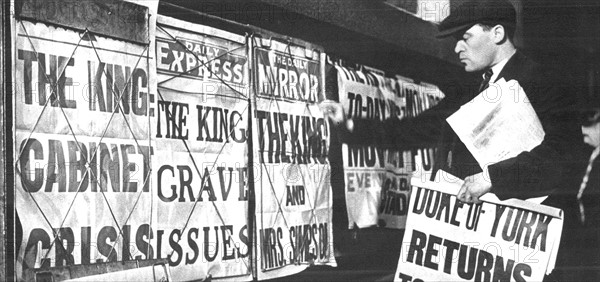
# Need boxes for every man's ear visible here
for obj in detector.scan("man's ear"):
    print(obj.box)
[492,25,506,44]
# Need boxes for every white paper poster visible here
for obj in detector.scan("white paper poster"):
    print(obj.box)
[14,17,156,280]
[253,38,336,280]
[155,15,252,281]
[336,66,425,229]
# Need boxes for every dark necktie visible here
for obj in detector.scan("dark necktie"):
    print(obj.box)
[478,69,493,92]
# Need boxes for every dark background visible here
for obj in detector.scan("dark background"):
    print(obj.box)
[162,0,600,105]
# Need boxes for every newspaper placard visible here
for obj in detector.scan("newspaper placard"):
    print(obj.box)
[395,175,563,282]
[155,15,252,280]
[336,66,413,229]
[14,17,155,280]
[253,38,336,280]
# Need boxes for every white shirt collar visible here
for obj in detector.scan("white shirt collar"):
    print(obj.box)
[487,51,516,84]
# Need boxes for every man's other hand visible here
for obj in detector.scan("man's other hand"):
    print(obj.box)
[457,172,492,204]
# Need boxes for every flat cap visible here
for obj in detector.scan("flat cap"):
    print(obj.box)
[437,0,516,38]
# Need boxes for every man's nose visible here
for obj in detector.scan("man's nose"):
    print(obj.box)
[454,40,465,54]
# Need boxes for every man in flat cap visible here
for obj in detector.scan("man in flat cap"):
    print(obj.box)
[321,0,585,205]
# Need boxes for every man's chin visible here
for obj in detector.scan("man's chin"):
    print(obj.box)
[463,65,478,72]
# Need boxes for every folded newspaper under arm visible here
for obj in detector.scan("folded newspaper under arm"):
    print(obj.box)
[446,79,547,204]
[447,78,545,168]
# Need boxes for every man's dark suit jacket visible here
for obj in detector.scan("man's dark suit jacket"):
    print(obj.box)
[344,51,586,201]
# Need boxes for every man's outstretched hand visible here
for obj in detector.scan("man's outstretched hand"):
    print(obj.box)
[319,100,353,131]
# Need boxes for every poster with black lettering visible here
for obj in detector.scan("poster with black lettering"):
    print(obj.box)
[335,65,413,229]
[252,37,336,280]
[14,15,156,281]
[154,15,252,280]
[395,176,563,282]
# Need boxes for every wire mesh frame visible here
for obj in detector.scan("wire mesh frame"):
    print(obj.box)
[14,22,84,265]
[13,20,153,266]
[86,32,152,263]
[13,17,334,278]
[155,23,253,276]
[250,36,333,272]
[251,37,292,274]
